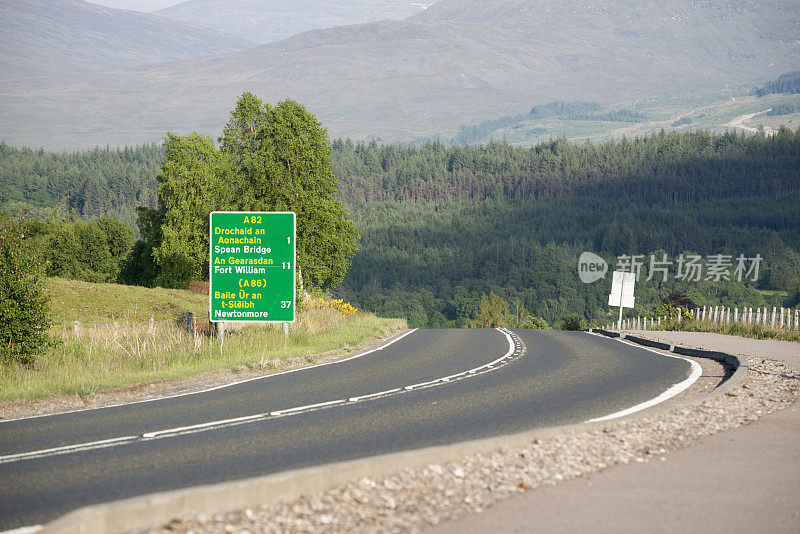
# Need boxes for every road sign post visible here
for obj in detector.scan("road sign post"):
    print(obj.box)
[608,270,635,330]
[209,211,296,324]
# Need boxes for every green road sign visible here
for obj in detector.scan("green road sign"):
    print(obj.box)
[209,211,296,322]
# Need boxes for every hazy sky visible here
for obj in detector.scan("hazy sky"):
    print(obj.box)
[88,0,185,12]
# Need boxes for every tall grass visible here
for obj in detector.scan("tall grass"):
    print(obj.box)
[657,318,800,343]
[0,306,405,402]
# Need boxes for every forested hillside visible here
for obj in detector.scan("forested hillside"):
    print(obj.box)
[451,102,648,145]
[329,128,800,327]
[3,128,799,327]
[756,71,800,97]
[0,142,161,226]
[332,128,800,206]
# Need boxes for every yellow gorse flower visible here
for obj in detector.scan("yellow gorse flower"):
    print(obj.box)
[310,297,358,316]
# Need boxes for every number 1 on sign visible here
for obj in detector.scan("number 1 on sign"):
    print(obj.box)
[287,236,291,244]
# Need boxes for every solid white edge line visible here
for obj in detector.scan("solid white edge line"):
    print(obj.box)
[0,328,419,424]
[2,328,522,464]
[584,334,703,423]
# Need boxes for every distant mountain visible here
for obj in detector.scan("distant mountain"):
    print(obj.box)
[156,0,428,43]
[92,1,184,11]
[0,0,256,78]
[2,0,799,149]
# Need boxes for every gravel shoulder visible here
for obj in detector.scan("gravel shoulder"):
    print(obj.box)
[156,332,799,534]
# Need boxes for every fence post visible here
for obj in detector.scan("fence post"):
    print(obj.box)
[282,322,289,338]
[73,321,80,338]
[771,307,776,328]
[148,315,154,335]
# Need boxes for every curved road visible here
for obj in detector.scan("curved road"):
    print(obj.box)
[0,329,692,530]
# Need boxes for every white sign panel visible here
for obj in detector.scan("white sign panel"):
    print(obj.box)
[608,271,635,308]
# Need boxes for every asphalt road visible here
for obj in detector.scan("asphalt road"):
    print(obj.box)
[0,329,691,530]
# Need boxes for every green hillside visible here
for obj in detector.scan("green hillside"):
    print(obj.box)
[45,277,207,325]
[449,91,800,145]
[330,128,800,327]
[2,278,404,402]
[4,126,799,330]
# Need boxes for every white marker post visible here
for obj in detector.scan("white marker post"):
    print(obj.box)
[608,271,635,330]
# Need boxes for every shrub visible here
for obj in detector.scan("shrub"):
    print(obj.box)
[0,217,52,365]
[521,316,550,329]
[560,314,586,331]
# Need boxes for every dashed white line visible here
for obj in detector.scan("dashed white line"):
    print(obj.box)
[0,329,420,424]
[0,435,138,464]
[0,329,524,465]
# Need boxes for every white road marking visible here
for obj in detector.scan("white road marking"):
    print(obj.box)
[0,329,419,424]
[0,329,523,465]
[0,525,43,534]
[584,334,703,423]
[0,436,137,464]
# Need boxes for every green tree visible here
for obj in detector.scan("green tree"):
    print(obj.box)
[221,94,360,288]
[76,221,116,282]
[472,292,509,328]
[0,216,51,365]
[119,206,162,286]
[47,224,80,278]
[96,216,135,264]
[521,316,550,329]
[153,132,232,288]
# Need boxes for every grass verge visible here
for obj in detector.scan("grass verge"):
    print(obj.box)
[1,279,405,403]
[652,319,800,343]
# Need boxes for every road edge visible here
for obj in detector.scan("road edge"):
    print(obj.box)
[40,330,748,534]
